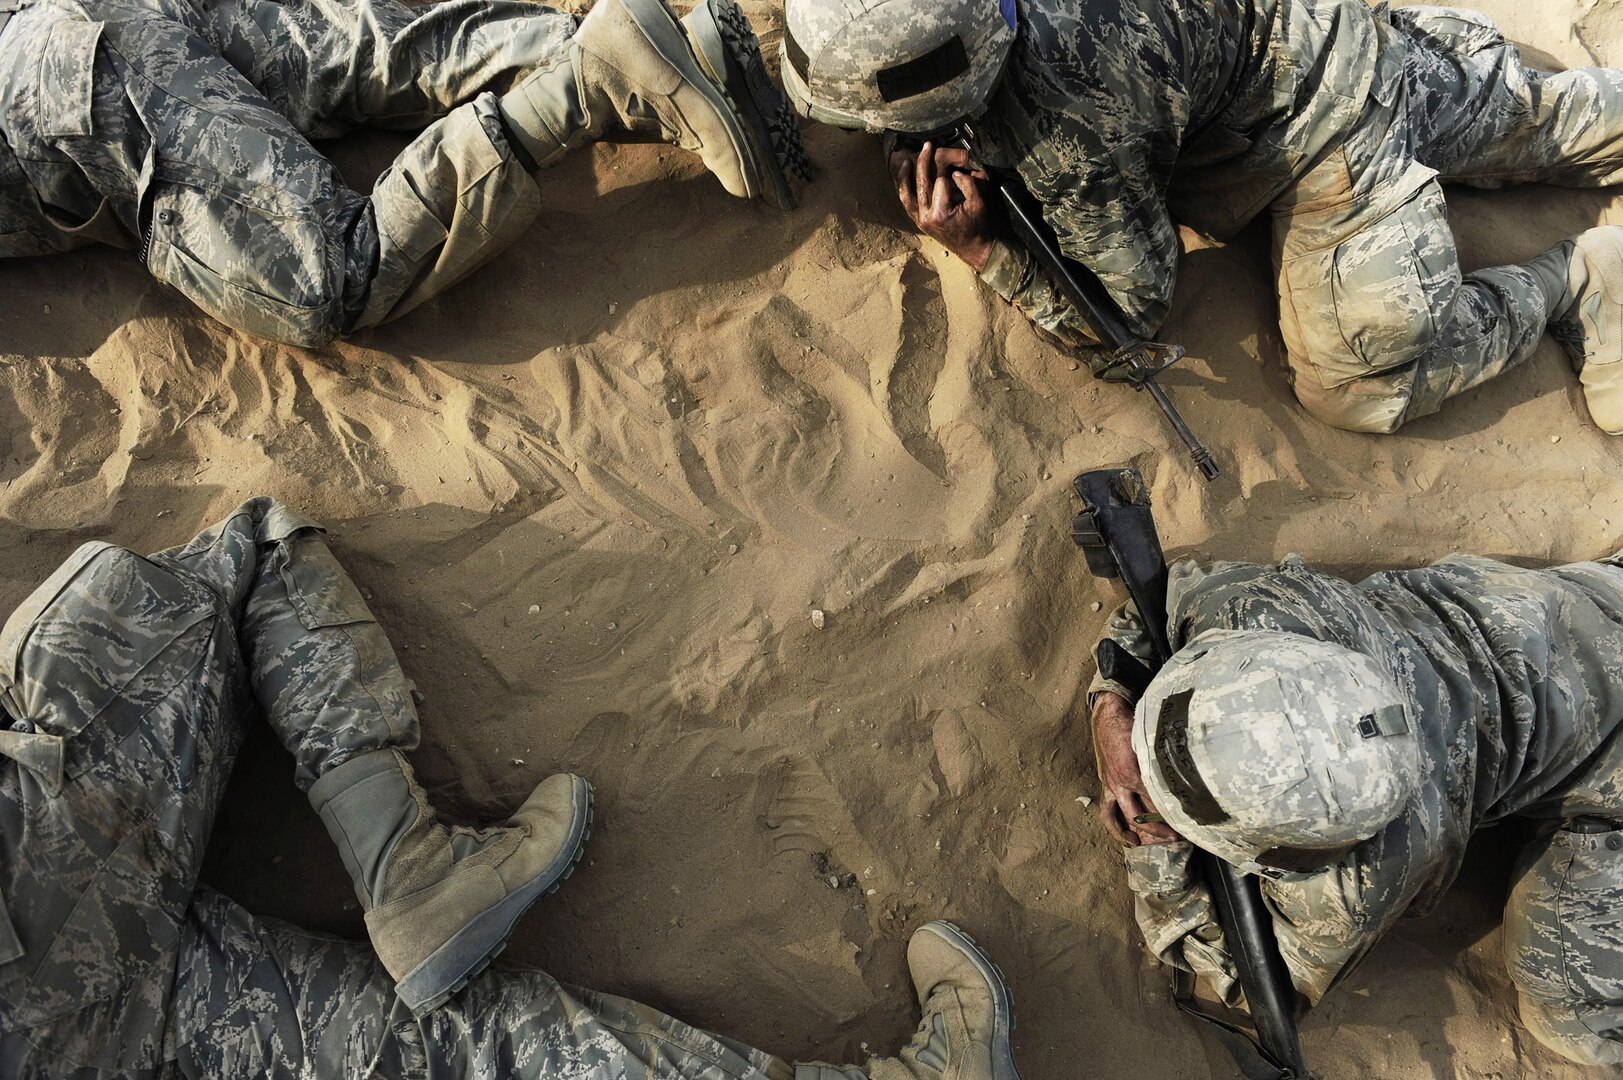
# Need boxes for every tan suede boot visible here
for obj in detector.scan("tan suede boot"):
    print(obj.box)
[681,0,810,209]
[310,748,592,1015]
[794,922,1023,1080]
[498,0,805,204]
[1548,225,1623,434]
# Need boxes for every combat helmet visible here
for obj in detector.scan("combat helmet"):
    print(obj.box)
[1132,629,1420,880]
[779,0,1017,133]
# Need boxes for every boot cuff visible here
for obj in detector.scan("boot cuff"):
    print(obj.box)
[309,747,404,810]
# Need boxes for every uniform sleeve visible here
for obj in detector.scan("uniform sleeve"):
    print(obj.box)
[1123,842,1240,1004]
[1086,558,1214,707]
[1125,820,1425,1009]
[978,237,1102,350]
[1264,809,1433,1004]
[987,148,1180,352]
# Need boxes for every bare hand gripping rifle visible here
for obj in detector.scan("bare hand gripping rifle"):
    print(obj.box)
[1071,467,1309,1080]
[952,124,1220,482]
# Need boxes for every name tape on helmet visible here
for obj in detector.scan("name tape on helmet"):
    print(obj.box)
[1154,689,1231,827]
[876,37,971,102]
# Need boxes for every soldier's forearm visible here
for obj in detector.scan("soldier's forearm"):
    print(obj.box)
[1086,599,1158,707]
[1123,842,1242,1004]
[978,238,1102,349]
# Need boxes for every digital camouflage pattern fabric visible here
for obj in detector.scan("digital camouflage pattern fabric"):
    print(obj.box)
[0,498,793,1080]
[1089,551,1623,1065]
[0,0,575,345]
[967,2,1623,432]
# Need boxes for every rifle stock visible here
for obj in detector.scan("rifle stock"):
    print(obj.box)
[1072,467,1308,1080]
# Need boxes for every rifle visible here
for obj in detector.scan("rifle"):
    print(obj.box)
[1071,467,1309,1080]
[947,124,1220,482]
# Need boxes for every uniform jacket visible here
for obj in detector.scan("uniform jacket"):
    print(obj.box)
[971,0,1393,345]
[1088,554,1623,1003]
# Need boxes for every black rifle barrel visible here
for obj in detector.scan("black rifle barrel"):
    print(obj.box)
[1206,865,1309,1079]
[1073,468,1307,1080]
[953,131,1220,482]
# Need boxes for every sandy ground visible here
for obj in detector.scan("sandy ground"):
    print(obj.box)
[4,1,1623,1076]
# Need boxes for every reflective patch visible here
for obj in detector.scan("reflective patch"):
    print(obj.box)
[1358,702,1408,739]
[784,19,810,82]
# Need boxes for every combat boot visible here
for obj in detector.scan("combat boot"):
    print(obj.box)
[1547,225,1623,434]
[498,0,805,206]
[309,748,592,1015]
[681,0,810,209]
[796,922,1024,1080]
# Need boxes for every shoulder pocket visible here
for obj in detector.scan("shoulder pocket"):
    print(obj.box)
[37,17,103,138]
[1,545,216,758]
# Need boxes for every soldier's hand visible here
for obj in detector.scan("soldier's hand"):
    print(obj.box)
[1092,691,1183,846]
[890,142,997,272]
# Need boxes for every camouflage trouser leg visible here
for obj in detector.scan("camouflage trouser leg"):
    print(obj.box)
[1396,6,1623,188]
[1270,8,1614,434]
[418,965,798,1079]
[172,498,415,790]
[150,0,580,331]
[154,0,577,138]
[168,890,413,1078]
[0,509,263,1074]
[165,885,797,1079]
[0,0,573,346]
[1505,821,1623,1067]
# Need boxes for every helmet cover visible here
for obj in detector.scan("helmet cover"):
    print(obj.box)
[1133,629,1420,879]
[779,0,1016,133]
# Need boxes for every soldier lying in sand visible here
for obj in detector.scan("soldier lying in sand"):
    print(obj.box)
[0,497,1022,1080]
[0,0,806,346]
[784,0,1623,436]
[1086,548,1623,1066]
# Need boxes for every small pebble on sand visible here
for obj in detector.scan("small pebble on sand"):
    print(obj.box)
[811,609,826,629]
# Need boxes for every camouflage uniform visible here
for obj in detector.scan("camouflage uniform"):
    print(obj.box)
[970,1,1623,433]
[1088,551,1623,1065]
[0,0,574,346]
[0,498,793,1080]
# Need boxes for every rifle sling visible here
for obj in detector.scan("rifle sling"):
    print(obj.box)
[1171,970,1298,1080]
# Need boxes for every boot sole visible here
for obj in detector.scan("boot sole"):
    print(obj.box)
[683,0,809,210]
[395,778,595,1016]
[917,920,1024,1080]
[605,0,764,200]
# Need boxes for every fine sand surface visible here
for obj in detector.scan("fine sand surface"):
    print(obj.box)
[4,2,1623,1075]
